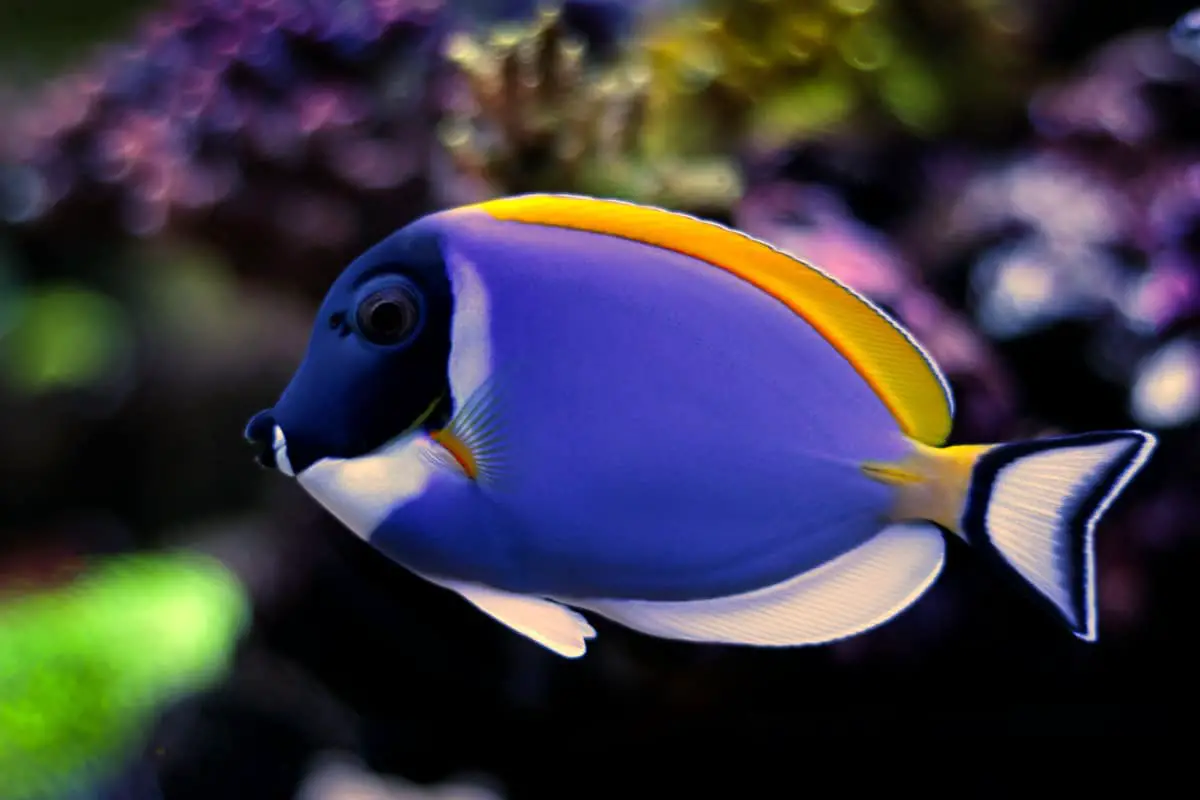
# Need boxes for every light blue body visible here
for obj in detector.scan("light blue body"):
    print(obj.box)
[368,211,912,601]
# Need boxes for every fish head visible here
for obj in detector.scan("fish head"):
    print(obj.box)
[245,220,454,477]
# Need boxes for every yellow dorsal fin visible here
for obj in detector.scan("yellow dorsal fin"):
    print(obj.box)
[458,193,954,445]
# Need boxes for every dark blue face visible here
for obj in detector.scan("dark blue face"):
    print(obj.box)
[245,219,453,474]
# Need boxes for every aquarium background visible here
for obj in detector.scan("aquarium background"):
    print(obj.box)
[1,0,1197,796]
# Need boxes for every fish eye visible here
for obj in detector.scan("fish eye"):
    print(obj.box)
[353,279,423,346]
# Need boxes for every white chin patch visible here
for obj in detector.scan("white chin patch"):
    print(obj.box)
[295,431,444,541]
[273,425,295,477]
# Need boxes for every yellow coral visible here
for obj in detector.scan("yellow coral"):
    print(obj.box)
[438,7,741,214]
[638,0,1033,151]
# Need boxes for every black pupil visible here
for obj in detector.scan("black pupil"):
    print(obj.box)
[370,300,406,332]
[359,288,416,342]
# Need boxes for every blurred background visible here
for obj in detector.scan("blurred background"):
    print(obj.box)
[2,0,1199,796]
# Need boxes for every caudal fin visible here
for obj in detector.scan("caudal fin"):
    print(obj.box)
[960,431,1157,641]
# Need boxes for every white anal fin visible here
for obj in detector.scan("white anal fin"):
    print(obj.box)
[567,523,946,647]
[430,578,597,658]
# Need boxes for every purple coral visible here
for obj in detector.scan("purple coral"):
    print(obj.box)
[4,0,448,297]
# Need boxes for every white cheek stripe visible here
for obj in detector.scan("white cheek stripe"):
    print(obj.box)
[445,246,494,413]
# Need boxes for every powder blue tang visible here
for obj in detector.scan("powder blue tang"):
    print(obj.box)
[251,194,1157,658]
[362,210,911,601]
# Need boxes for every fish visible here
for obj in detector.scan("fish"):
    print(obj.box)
[245,193,1158,659]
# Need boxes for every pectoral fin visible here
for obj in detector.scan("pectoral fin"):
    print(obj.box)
[426,377,506,485]
[431,578,597,658]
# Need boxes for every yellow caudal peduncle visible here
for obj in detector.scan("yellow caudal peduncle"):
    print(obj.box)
[862,440,996,537]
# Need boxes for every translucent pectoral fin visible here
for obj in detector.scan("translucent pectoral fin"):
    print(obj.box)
[430,578,597,658]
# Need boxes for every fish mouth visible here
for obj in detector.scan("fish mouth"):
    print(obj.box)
[273,426,296,477]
